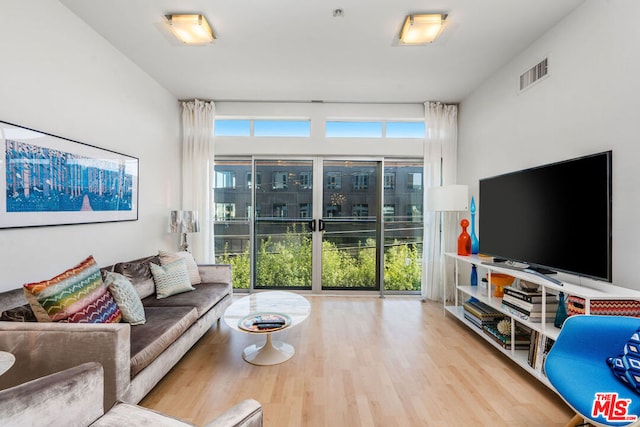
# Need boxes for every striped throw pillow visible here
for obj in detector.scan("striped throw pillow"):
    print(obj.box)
[150,259,195,299]
[23,255,122,324]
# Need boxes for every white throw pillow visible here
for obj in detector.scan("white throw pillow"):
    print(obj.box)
[158,250,202,285]
[150,259,195,299]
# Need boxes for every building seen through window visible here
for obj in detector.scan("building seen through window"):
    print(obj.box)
[213,158,424,292]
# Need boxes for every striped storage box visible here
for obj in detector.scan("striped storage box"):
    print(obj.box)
[567,295,640,317]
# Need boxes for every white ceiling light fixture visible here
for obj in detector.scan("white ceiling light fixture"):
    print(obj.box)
[399,13,448,45]
[165,14,215,45]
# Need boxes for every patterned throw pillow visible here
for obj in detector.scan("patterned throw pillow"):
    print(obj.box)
[150,259,195,299]
[607,326,640,393]
[105,272,146,325]
[158,250,202,285]
[23,255,122,323]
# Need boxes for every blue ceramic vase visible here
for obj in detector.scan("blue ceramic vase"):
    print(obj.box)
[470,196,479,254]
[470,265,478,287]
[554,292,569,328]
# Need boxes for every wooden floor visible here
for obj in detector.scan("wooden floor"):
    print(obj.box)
[141,296,574,426]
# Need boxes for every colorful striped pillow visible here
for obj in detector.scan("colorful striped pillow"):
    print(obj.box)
[23,255,122,324]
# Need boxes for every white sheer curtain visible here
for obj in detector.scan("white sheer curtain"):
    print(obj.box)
[422,102,459,301]
[181,99,215,263]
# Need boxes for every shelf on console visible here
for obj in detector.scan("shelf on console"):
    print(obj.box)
[444,252,640,391]
[454,285,561,340]
[445,305,551,387]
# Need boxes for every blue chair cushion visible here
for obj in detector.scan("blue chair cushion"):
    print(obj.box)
[608,327,640,393]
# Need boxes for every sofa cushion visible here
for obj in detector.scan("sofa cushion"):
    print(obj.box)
[129,306,198,377]
[104,272,146,325]
[142,282,231,318]
[158,250,202,285]
[111,256,159,300]
[0,304,37,322]
[23,255,122,324]
[0,288,28,314]
[150,260,194,299]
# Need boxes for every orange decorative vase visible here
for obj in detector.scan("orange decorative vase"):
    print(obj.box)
[458,219,471,256]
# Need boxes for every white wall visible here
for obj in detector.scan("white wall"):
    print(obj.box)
[458,0,640,290]
[0,1,181,291]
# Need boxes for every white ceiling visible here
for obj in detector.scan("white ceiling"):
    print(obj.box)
[59,0,585,104]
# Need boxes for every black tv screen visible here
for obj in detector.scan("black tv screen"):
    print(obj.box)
[479,151,612,282]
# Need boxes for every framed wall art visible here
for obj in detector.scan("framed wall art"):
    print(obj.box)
[1,120,138,228]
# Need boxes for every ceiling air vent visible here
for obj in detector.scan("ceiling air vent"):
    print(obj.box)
[519,57,548,92]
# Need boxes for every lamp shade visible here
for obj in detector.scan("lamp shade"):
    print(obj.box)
[168,210,182,233]
[168,210,200,233]
[426,185,469,212]
[182,210,200,233]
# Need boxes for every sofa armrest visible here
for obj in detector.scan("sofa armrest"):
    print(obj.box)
[0,362,105,427]
[198,264,232,286]
[203,399,263,427]
[92,403,195,427]
[0,321,130,412]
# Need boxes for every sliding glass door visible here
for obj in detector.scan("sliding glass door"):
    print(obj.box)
[253,159,314,290]
[321,160,380,290]
[382,160,424,292]
[214,157,423,293]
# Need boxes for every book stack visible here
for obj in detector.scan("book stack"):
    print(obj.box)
[501,286,559,322]
[528,331,556,372]
[463,298,505,329]
[483,323,531,350]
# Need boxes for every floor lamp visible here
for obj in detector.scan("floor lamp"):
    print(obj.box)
[426,185,469,302]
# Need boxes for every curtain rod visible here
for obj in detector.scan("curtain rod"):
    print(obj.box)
[178,98,215,103]
[177,99,456,105]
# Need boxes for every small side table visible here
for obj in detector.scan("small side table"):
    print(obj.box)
[0,351,15,376]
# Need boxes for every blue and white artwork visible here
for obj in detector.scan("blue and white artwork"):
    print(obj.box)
[6,140,134,213]
[0,121,138,228]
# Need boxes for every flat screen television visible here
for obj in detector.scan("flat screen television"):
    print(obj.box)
[479,151,612,282]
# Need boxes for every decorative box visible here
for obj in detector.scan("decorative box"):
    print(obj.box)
[567,295,640,317]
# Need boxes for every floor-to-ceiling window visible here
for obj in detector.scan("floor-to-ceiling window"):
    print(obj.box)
[214,157,424,294]
[382,160,424,292]
[212,102,426,294]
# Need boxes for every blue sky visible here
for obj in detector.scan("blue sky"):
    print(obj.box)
[215,119,425,138]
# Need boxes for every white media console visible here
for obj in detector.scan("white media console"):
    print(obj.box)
[444,253,640,388]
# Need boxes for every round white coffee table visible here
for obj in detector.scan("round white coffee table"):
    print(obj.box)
[224,291,311,365]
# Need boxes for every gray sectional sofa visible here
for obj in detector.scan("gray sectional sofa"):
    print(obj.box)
[0,362,262,427]
[0,254,233,411]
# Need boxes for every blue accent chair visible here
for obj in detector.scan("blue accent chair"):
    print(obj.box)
[545,315,640,427]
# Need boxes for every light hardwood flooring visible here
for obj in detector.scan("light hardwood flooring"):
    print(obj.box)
[141,296,574,426]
